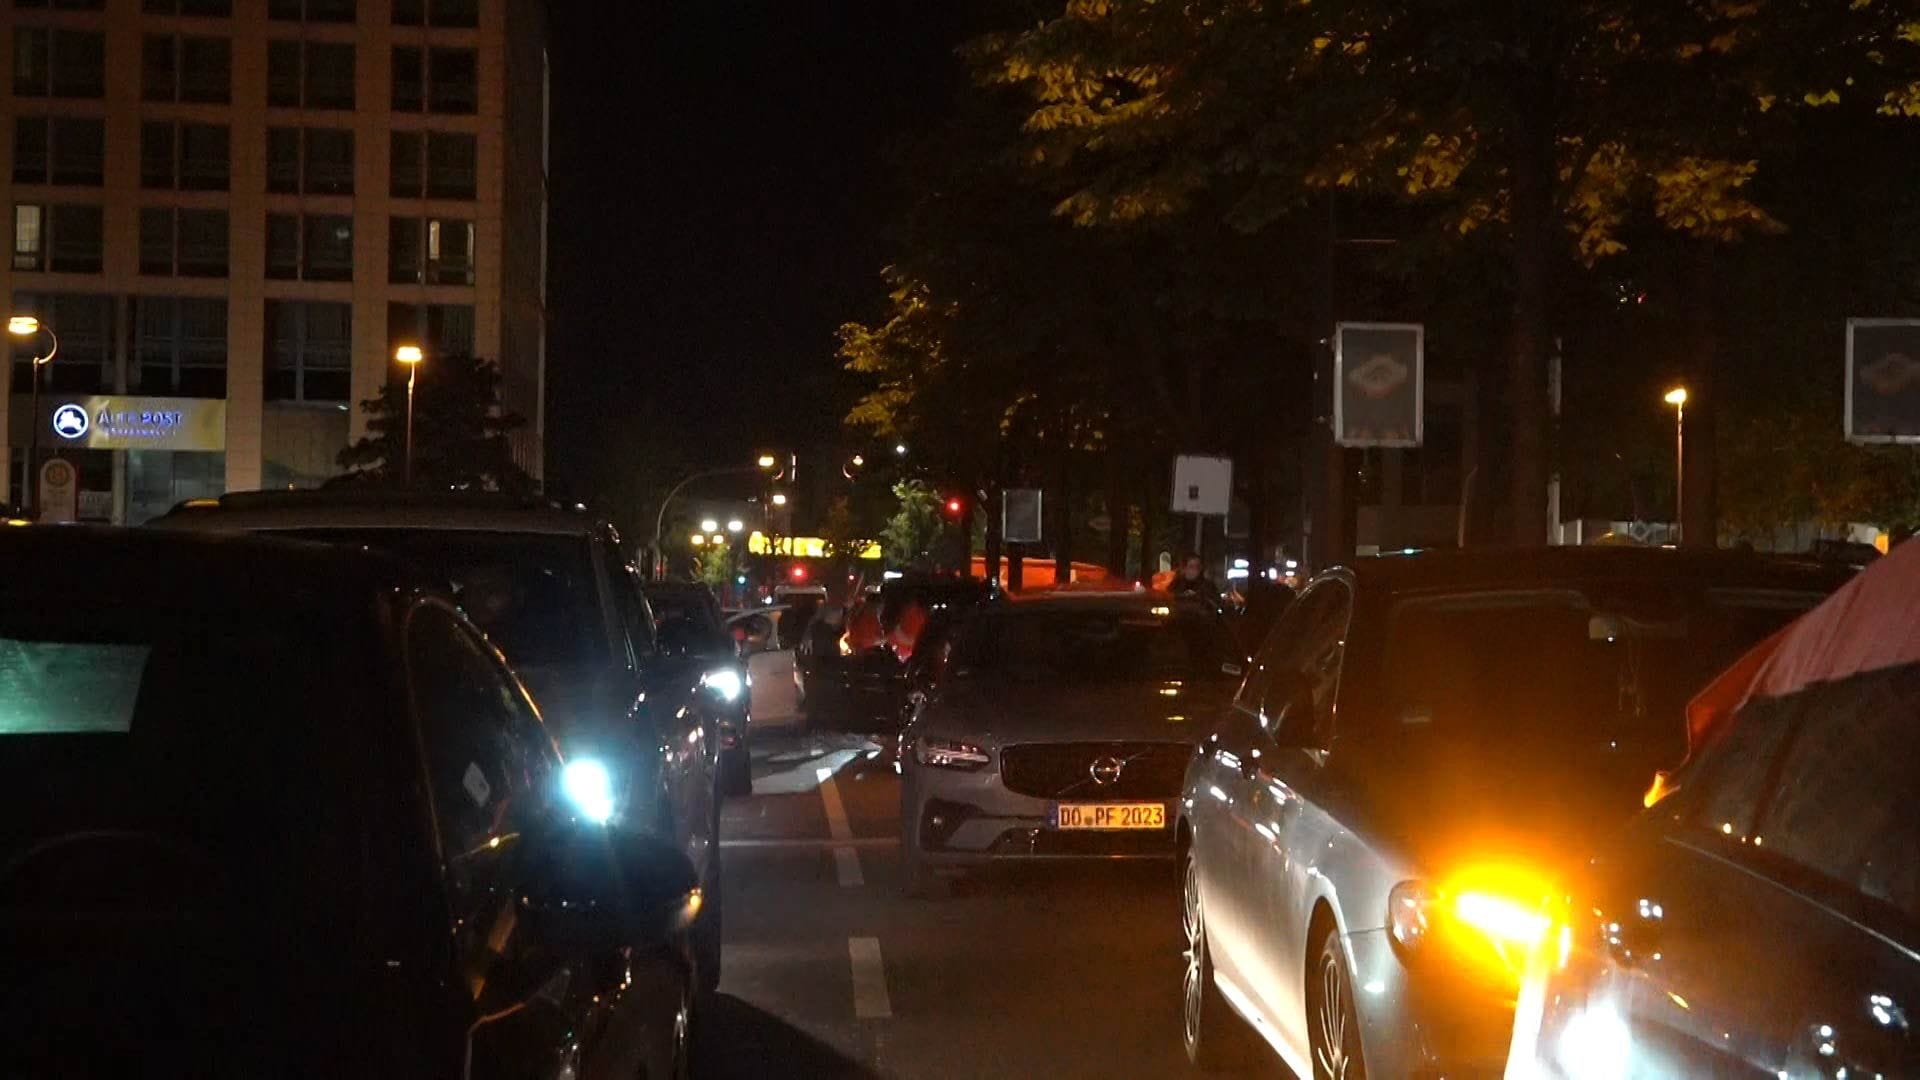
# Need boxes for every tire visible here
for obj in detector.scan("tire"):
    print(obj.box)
[899,784,947,899]
[1182,847,1257,1072]
[1307,922,1367,1080]
[693,840,724,995]
[721,746,752,798]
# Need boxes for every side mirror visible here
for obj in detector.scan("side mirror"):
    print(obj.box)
[1268,671,1321,749]
[522,823,702,966]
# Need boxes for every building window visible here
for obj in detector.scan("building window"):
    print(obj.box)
[18,204,104,274]
[142,0,234,14]
[388,302,474,359]
[143,35,230,104]
[139,208,228,278]
[392,46,477,114]
[391,46,423,112]
[390,216,474,286]
[266,300,351,402]
[267,213,353,281]
[267,127,353,195]
[139,122,228,191]
[390,131,478,200]
[15,118,105,186]
[393,0,476,27]
[269,40,354,109]
[12,292,112,395]
[133,296,227,397]
[270,0,354,21]
[13,205,44,271]
[14,29,105,99]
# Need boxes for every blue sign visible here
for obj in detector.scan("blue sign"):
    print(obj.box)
[51,403,89,440]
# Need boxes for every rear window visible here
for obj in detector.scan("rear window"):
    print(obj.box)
[274,528,604,668]
[951,605,1242,685]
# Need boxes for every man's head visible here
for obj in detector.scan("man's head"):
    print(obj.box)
[1181,554,1204,580]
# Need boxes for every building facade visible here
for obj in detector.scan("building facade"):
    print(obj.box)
[1,0,547,523]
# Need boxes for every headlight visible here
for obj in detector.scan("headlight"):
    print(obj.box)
[1388,873,1554,977]
[702,667,744,702]
[914,736,990,770]
[561,758,616,824]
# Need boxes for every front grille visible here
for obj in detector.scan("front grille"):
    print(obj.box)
[999,741,1192,800]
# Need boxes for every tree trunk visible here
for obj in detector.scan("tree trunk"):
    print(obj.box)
[1682,245,1719,548]
[1054,445,1073,585]
[1507,94,1556,546]
[1105,450,1129,577]
[983,482,1003,587]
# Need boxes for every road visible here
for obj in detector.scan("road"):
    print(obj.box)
[696,730,1207,1080]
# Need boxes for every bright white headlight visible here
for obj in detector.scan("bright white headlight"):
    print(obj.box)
[702,668,744,702]
[561,758,616,824]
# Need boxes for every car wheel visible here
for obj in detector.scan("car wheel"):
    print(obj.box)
[1307,923,1367,1080]
[899,788,947,899]
[1182,848,1256,1072]
[693,842,723,995]
[721,745,752,797]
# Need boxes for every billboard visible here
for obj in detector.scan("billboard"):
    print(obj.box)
[1002,488,1043,543]
[1334,322,1424,447]
[1846,319,1920,444]
[45,395,227,452]
[1171,455,1233,516]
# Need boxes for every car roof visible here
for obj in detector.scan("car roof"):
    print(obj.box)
[1331,546,1855,597]
[0,525,431,615]
[151,488,604,537]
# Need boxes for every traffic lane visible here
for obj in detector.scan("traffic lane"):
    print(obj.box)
[707,737,1204,1079]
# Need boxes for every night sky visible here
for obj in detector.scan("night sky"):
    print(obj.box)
[545,3,984,503]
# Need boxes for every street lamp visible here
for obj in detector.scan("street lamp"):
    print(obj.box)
[1664,387,1687,544]
[757,454,777,470]
[394,344,425,487]
[700,518,719,533]
[894,443,908,458]
[8,315,58,515]
[771,492,788,507]
[726,519,744,533]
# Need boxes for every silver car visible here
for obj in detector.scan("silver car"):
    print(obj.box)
[1176,548,1851,1078]
[898,590,1246,897]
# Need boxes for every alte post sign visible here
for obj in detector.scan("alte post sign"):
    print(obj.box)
[47,395,226,452]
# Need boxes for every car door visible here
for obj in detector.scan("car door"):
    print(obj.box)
[1620,668,1920,1078]
[1245,577,1355,1055]
[404,600,582,1080]
[732,608,805,727]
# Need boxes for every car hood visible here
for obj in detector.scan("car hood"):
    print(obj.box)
[1338,735,1667,882]
[921,678,1231,746]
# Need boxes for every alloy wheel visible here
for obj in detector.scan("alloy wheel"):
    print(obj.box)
[1313,948,1351,1080]
[1181,855,1205,1055]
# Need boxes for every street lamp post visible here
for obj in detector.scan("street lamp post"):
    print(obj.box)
[8,316,58,515]
[1664,387,1687,545]
[650,461,771,578]
[394,345,425,487]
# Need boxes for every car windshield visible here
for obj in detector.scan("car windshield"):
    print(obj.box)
[274,528,604,668]
[950,604,1242,684]
[1375,585,1823,764]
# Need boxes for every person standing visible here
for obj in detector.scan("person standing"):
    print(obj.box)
[1167,552,1220,604]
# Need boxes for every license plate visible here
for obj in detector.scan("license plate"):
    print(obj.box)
[1051,802,1167,830]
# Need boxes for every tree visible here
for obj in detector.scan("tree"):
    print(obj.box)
[880,480,948,568]
[694,541,738,592]
[338,354,533,494]
[988,0,1920,545]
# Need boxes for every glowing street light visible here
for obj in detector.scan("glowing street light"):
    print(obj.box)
[1664,387,1687,544]
[726,519,744,533]
[8,315,58,515]
[771,492,788,507]
[757,454,777,470]
[700,518,719,533]
[690,533,707,546]
[893,443,908,457]
[394,344,426,486]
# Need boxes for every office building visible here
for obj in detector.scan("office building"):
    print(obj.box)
[1,0,548,522]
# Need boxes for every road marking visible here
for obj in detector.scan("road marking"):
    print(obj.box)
[848,936,892,1019]
[817,766,863,886]
[720,836,898,850]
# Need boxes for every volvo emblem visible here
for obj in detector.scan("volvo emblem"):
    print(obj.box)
[1089,755,1125,786]
[51,403,89,440]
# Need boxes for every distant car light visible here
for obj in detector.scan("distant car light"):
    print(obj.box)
[915,737,990,770]
[561,758,616,824]
[702,667,744,702]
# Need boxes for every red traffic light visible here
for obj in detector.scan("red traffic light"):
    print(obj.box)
[945,497,965,516]
[789,564,809,582]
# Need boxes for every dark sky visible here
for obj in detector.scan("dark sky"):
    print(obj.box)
[545,3,984,501]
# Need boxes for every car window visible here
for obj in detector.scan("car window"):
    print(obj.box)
[950,604,1240,685]
[276,528,605,669]
[405,603,541,859]
[1677,698,1798,840]
[1753,664,1920,922]
[600,536,653,660]
[1258,580,1352,741]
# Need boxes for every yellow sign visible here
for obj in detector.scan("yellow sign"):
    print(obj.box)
[747,532,882,560]
[48,395,226,452]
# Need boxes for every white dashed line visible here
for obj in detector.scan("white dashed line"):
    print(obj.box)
[848,936,892,1019]
[817,766,864,887]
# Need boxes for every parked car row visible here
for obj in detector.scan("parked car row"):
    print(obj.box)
[1,491,745,1076]
[878,544,1917,1079]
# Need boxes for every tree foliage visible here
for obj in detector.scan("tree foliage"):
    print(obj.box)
[338,354,533,494]
[880,480,948,568]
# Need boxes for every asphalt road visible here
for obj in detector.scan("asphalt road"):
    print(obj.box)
[696,730,1224,1080]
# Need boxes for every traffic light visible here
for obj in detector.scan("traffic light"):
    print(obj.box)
[789,563,809,583]
[945,496,966,518]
